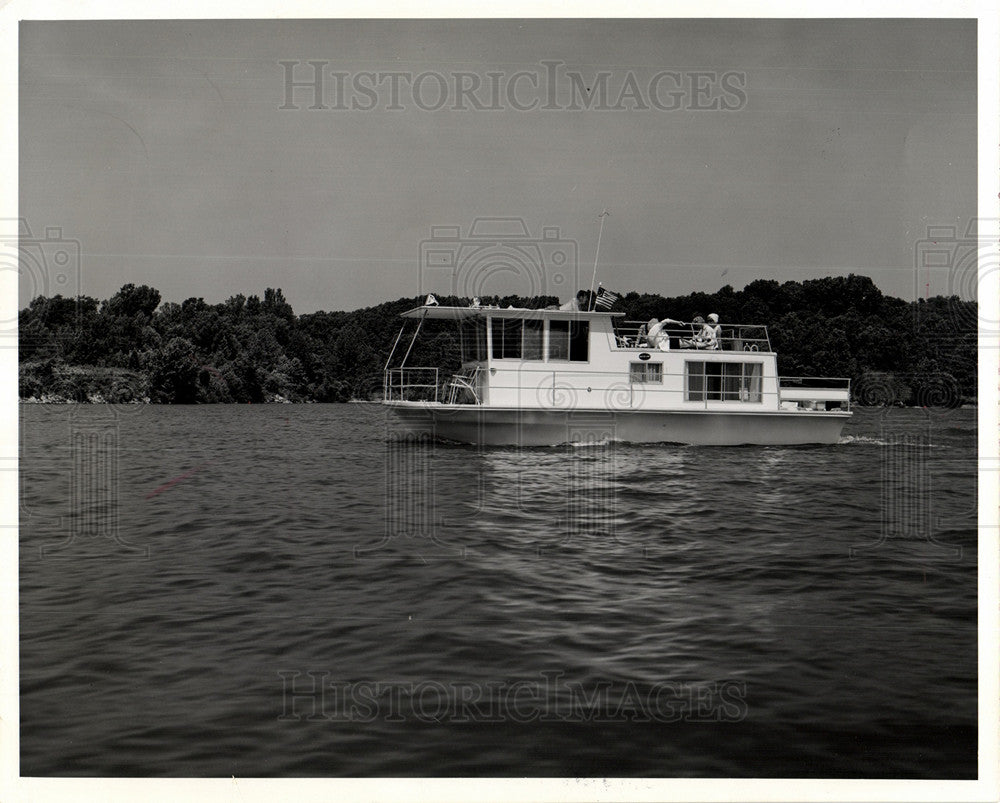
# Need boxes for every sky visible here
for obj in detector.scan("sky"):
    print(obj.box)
[18,18,977,313]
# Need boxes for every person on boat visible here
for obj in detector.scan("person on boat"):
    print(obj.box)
[680,315,719,349]
[645,317,683,350]
[645,318,668,350]
[559,290,590,311]
[706,313,722,346]
[635,321,648,344]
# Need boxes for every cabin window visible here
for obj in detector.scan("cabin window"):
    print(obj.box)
[686,361,762,402]
[523,319,544,361]
[629,362,662,383]
[488,318,545,360]
[460,318,487,362]
[491,319,523,359]
[548,320,589,362]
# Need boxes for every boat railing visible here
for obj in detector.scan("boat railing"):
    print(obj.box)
[384,367,440,402]
[778,376,853,390]
[778,376,853,412]
[613,321,772,352]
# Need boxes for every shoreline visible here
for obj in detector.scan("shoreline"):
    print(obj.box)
[18,397,978,409]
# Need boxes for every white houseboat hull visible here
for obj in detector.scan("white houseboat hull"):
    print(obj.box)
[384,401,849,446]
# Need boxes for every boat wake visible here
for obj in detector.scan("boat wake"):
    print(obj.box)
[838,434,950,448]
[838,434,890,446]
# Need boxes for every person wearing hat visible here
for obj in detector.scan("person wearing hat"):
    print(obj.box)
[681,314,720,349]
[707,313,722,346]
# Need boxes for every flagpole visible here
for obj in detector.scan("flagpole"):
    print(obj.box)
[588,209,609,311]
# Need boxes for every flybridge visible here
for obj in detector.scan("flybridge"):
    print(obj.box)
[397,305,623,320]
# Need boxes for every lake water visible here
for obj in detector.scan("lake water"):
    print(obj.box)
[19,404,978,777]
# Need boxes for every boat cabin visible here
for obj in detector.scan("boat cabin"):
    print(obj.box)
[384,304,850,413]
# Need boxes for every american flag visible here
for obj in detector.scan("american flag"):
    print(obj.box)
[594,286,620,310]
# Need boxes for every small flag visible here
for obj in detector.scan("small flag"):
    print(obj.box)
[425,293,439,306]
[594,286,620,310]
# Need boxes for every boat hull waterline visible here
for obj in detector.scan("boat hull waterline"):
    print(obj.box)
[384,401,849,446]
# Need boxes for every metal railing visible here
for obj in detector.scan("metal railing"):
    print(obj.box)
[612,321,772,352]
[778,376,852,390]
[384,367,439,402]
[778,376,853,412]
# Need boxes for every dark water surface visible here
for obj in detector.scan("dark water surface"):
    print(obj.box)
[19,404,978,777]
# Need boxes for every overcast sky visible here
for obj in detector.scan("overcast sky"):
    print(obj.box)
[19,18,977,313]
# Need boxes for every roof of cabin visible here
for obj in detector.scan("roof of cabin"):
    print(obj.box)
[399,304,625,321]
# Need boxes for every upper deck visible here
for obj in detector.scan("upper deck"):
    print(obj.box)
[396,304,772,354]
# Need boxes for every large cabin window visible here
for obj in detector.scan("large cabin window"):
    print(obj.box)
[459,318,487,362]
[523,319,544,361]
[489,318,545,360]
[548,320,589,362]
[686,361,762,402]
[491,319,522,359]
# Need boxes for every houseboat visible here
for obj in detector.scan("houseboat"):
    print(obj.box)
[382,301,851,446]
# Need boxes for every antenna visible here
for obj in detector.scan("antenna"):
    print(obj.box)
[587,209,610,311]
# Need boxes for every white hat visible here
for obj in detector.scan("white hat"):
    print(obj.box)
[708,313,719,323]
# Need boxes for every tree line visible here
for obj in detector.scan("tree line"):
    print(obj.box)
[18,274,976,405]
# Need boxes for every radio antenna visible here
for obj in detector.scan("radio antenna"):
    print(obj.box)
[587,209,610,311]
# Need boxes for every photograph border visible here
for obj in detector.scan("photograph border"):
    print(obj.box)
[1,2,997,801]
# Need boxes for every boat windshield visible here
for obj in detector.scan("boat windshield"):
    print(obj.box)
[459,317,487,363]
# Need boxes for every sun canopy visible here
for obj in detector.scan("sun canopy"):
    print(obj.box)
[399,304,624,320]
